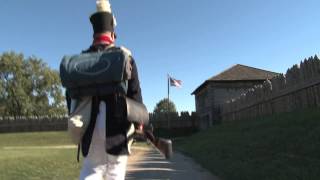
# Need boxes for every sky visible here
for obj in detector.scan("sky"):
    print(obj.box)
[1,0,320,112]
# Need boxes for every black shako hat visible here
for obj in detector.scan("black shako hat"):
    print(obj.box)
[90,12,115,34]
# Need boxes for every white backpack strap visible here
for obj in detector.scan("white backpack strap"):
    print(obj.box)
[120,46,133,81]
[120,46,132,57]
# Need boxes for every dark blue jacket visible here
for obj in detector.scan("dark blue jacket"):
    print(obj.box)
[66,44,143,156]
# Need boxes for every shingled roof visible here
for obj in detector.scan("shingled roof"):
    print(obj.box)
[192,64,279,95]
[209,64,278,81]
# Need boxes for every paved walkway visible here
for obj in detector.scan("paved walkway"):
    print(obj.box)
[126,145,220,180]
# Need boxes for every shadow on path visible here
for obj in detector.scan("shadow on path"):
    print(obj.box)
[126,146,219,180]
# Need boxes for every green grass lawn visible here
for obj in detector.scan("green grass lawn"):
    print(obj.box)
[176,108,320,180]
[0,131,149,180]
[0,132,81,180]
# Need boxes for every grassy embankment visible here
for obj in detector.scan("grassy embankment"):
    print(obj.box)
[175,108,320,180]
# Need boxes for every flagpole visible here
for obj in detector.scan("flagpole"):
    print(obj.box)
[167,74,170,105]
[167,74,170,129]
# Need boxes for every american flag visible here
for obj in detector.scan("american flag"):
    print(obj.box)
[169,76,182,88]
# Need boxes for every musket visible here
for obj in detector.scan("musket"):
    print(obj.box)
[135,126,173,159]
[124,97,173,159]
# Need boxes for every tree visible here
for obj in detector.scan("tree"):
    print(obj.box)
[153,98,177,114]
[0,51,66,117]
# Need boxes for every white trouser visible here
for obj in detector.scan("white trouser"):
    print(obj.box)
[79,101,128,180]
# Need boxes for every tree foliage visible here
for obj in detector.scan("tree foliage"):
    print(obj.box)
[153,98,177,114]
[0,51,66,117]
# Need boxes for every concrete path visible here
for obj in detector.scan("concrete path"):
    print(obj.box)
[126,145,220,180]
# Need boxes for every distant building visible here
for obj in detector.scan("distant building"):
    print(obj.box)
[192,64,279,128]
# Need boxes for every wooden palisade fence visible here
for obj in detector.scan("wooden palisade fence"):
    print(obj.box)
[0,112,199,133]
[222,55,320,121]
[0,116,68,133]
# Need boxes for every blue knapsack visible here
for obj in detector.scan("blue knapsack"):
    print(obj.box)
[60,47,132,98]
